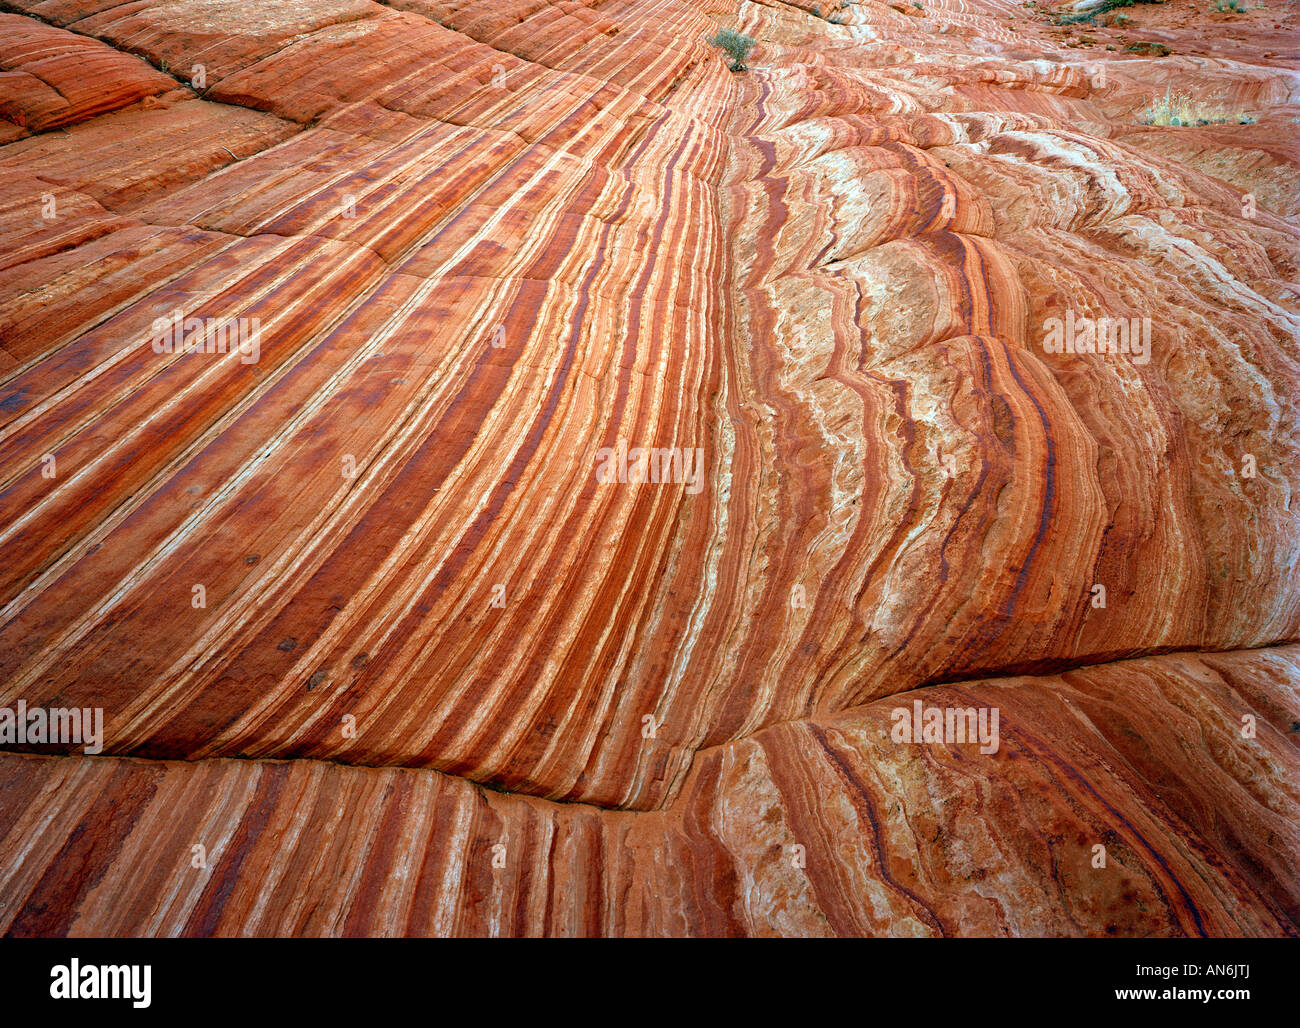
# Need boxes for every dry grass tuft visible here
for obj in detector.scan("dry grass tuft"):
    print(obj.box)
[1138,88,1256,126]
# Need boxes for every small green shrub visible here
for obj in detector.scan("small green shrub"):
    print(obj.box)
[1214,0,1246,10]
[1055,0,1149,24]
[1127,40,1172,55]
[706,28,757,72]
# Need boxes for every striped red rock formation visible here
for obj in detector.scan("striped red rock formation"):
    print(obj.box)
[0,0,1296,935]
[2,647,1295,936]
[0,13,175,135]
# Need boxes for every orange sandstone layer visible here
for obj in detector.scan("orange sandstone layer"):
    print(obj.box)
[0,0,1297,934]
[2,646,1296,936]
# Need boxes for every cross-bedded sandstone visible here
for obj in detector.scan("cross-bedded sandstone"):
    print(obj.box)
[0,0,1296,935]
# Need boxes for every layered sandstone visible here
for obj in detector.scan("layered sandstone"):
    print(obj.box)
[3,647,1296,936]
[0,0,1296,935]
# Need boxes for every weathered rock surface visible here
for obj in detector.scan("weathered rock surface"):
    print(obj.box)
[0,13,175,135]
[0,0,1296,935]
[2,647,1296,936]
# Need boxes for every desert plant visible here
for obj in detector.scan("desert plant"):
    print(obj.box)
[706,28,757,72]
[1214,0,1246,10]
[1138,87,1256,125]
[1055,0,1149,24]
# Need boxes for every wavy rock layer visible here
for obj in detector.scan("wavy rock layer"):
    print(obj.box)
[0,0,1297,935]
[2,646,1296,936]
